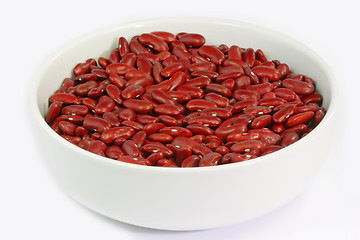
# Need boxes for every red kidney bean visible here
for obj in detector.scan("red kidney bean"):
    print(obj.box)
[120,121,143,132]
[159,126,192,138]
[49,93,77,104]
[314,108,326,126]
[285,111,315,127]
[233,89,260,101]
[121,140,140,157]
[246,82,273,95]
[120,53,137,67]
[142,144,173,157]
[100,126,135,144]
[83,116,111,133]
[102,112,120,127]
[272,104,297,124]
[205,83,232,97]
[189,62,217,72]
[122,99,154,114]
[148,31,174,43]
[139,33,169,52]
[251,65,280,81]
[185,99,217,111]
[106,62,136,75]
[136,114,159,125]
[147,133,173,143]
[178,33,205,47]
[281,131,299,147]
[242,48,255,67]
[58,121,77,135]
[198,45,225,65]
[166,91,191,103]
[46,101,63,124]
[154,104,183,116]
[301,92,323,105]
[250,114,272,129]
[204,93,230,107]
[186,124,214,136]
[105,145,124,159]
[95,96,115,114]
[87,140,107,154]
[282,78,314,95]
[184,76,212,88]
[192,144,213,157]
[181,155,201,167]
[259,97,287,107]
[187,115,222,127]
[230,140,264,155]
[151,89,177,105]
[142,122,166,135]
[190,70,219,80]
[198,152,221,167]
[199,108,232,119]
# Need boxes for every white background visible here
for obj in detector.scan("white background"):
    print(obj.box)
[1,0,359,239]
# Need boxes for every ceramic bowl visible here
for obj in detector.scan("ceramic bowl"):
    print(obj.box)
[30,17,338,230]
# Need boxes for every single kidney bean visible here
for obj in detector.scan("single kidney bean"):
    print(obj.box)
[159,126,193,138]
[120,53,137,67]
[198,152,222,167]
[147,133,173,143]
[105,145,124,159]
[189,62,217,72]
[151,89,177,105]
[143,122,167,135]
[285,111,315,127]
[142,144,173,157]
[230,140,264,155]
[154,104,184,116]
[204,93,230,107]
[242,48,255,67]
[83,116,111,133]
[251,65,280,81]
[184,76,212,88]
[250,114,272,129]
[106,62,136,76]
[198,45,226,65]
[46,101,63,124]
[101,127,135,144]
[181,155,201,167]
[205,83,232,97]
[246,82,274,95]
[199,108,232,119]
[282,78,314,95]
[58,121,77,135]
[281,131,300,147]
[178,33,205,48]
[135,114,159,125]
[122,99,154,114]
[49,93,77,104]
[272,104,297,124]
[122,140,140,157]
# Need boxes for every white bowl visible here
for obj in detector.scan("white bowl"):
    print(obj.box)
[30,17,338,231]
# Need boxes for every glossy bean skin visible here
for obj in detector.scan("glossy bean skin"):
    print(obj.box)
[282,79,314,95]
[198,45,226,65]
[122,99,154,114]
[101,127,135,144]
[198,152,222,167]
[139,33,169,52]
[178,33,206,47]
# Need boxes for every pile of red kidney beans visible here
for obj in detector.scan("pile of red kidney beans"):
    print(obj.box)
[45,31,326,167]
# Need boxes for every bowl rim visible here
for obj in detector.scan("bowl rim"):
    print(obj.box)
[30,16,339,173]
